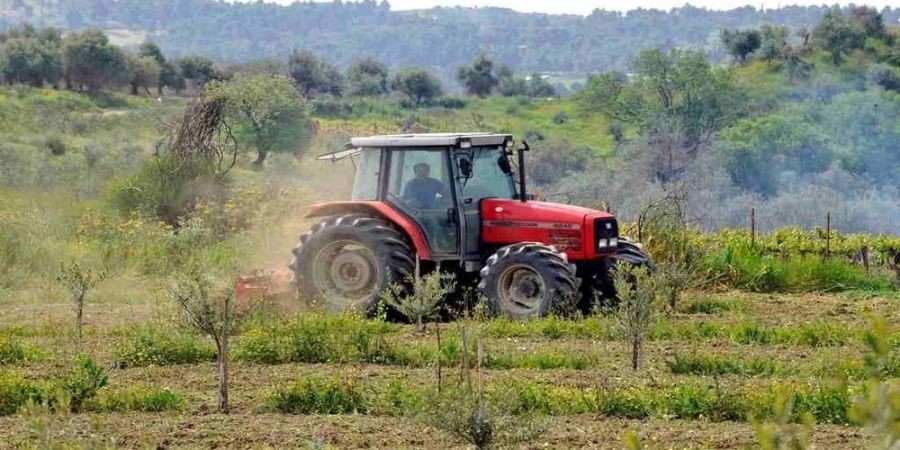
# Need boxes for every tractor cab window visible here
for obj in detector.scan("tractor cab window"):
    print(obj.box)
[386,149,457,254]
[456,146,516,201]
[350,148,382,201]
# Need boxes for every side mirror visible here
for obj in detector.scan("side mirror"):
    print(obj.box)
[497,153,512,175]
[458,157,473,179]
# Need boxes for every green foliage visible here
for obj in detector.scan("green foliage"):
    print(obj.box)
[60,354,108,413]
[347,58,389,97]
[90,386,183,412]
[267,376,367,414]
[421,384,547,450]
[0,371,43,415]
[62,29,128,91]
[234,314,402,365]
[288,50,343,98]
[125,54,160,95]
[667,354,778,377]
[115,325,215,367]
[721,28,762,62]
[176,54,220,87]
[457,54,501,98]
[684,297,738,314]
[205,74,310,164]
[813,9,866,65]
[850,383,900,449]
[754,394,814,450]
[0,25,63,87]
[383,272,455,332]
[613,265,659,370]
[0,334,44,365]
[392,69,442,107]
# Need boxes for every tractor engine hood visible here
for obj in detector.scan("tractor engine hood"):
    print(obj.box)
[481,199,616,260]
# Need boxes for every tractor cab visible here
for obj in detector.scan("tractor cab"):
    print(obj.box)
[293,133,651,318]
[339,133,519,262]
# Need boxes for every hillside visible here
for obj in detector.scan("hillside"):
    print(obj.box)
[1,1,898,78]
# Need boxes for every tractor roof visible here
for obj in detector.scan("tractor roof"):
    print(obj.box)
[348,133,512,149]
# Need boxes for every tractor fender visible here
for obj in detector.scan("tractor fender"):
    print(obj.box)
[306,201,433,260]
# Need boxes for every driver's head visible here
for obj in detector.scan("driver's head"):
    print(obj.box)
[413,162,431,178]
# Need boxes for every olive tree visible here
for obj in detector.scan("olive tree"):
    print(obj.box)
[392,68,442,107]
[457,54,501,98]
[169,269,249,413]
[613,265,659,371]
[205,74,311,166]
[383,271,456,333]
[62,29,127,91]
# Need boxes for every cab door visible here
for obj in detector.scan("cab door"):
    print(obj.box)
[383,148,459,257]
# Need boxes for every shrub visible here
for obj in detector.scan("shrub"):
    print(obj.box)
[60,354,108,413]
[383,272,455,332]
[421,384,547,450]
[0,334,43,365]
[90,386,183,412]
[435,97,466,109]
[0,371,43,415]
[116,324,216,367]
[267,376,368,414]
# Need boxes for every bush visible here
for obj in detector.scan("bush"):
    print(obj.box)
[435,97,467,109]
[0,335,43,365]
[115,325,216,367]
[61,354,108,413]
[0,371,42,415]
[267,376,368,414]
[90,386,183,412]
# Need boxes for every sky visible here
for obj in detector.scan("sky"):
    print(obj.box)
[244,0,899,15]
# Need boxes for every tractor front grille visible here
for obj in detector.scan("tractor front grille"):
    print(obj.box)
[594,218,619,252]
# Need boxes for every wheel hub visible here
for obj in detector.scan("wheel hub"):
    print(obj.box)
[311,240,379,305]
[497,265,546,314]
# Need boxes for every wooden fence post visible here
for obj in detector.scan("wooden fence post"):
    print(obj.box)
[825,212,831,259]
[750,207,756,248]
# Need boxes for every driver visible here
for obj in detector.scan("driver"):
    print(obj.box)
[402,162,446,208]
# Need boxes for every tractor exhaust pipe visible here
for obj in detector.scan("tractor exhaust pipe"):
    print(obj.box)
[518,141,529,202]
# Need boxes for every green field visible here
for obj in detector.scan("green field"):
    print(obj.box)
[0,85,898,449]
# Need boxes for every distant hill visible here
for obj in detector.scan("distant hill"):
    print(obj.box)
[1,0,898,77]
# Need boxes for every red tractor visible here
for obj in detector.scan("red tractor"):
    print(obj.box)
[289,133,651,318]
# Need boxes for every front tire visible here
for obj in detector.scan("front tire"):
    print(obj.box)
[289,214,415,315]
[478,243,579,319]
[583,238,653,309]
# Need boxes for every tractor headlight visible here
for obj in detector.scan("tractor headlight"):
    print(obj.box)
[609,237,618,247]
[598,239,608,249]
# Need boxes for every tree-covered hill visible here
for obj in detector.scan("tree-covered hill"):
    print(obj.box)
[1,0,898,77]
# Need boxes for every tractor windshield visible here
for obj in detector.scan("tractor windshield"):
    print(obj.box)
[457,146,516,201]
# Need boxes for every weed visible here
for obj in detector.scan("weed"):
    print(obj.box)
[685,298,738,314]
[90,386,183,412]
[667,354,778,377]
[267,376,368,414]
[115,324,216,367]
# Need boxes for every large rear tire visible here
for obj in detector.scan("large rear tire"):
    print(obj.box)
[478,243,579,319]
[289,214,415,315]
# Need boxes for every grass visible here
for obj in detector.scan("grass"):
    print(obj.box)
[666,354,779,377]
[89,386,183,412]
[267,376,368,415]
[115,324,216,367]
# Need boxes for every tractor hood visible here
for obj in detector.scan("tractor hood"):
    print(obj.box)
[481,199,616,260]
[482,199,613,225]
